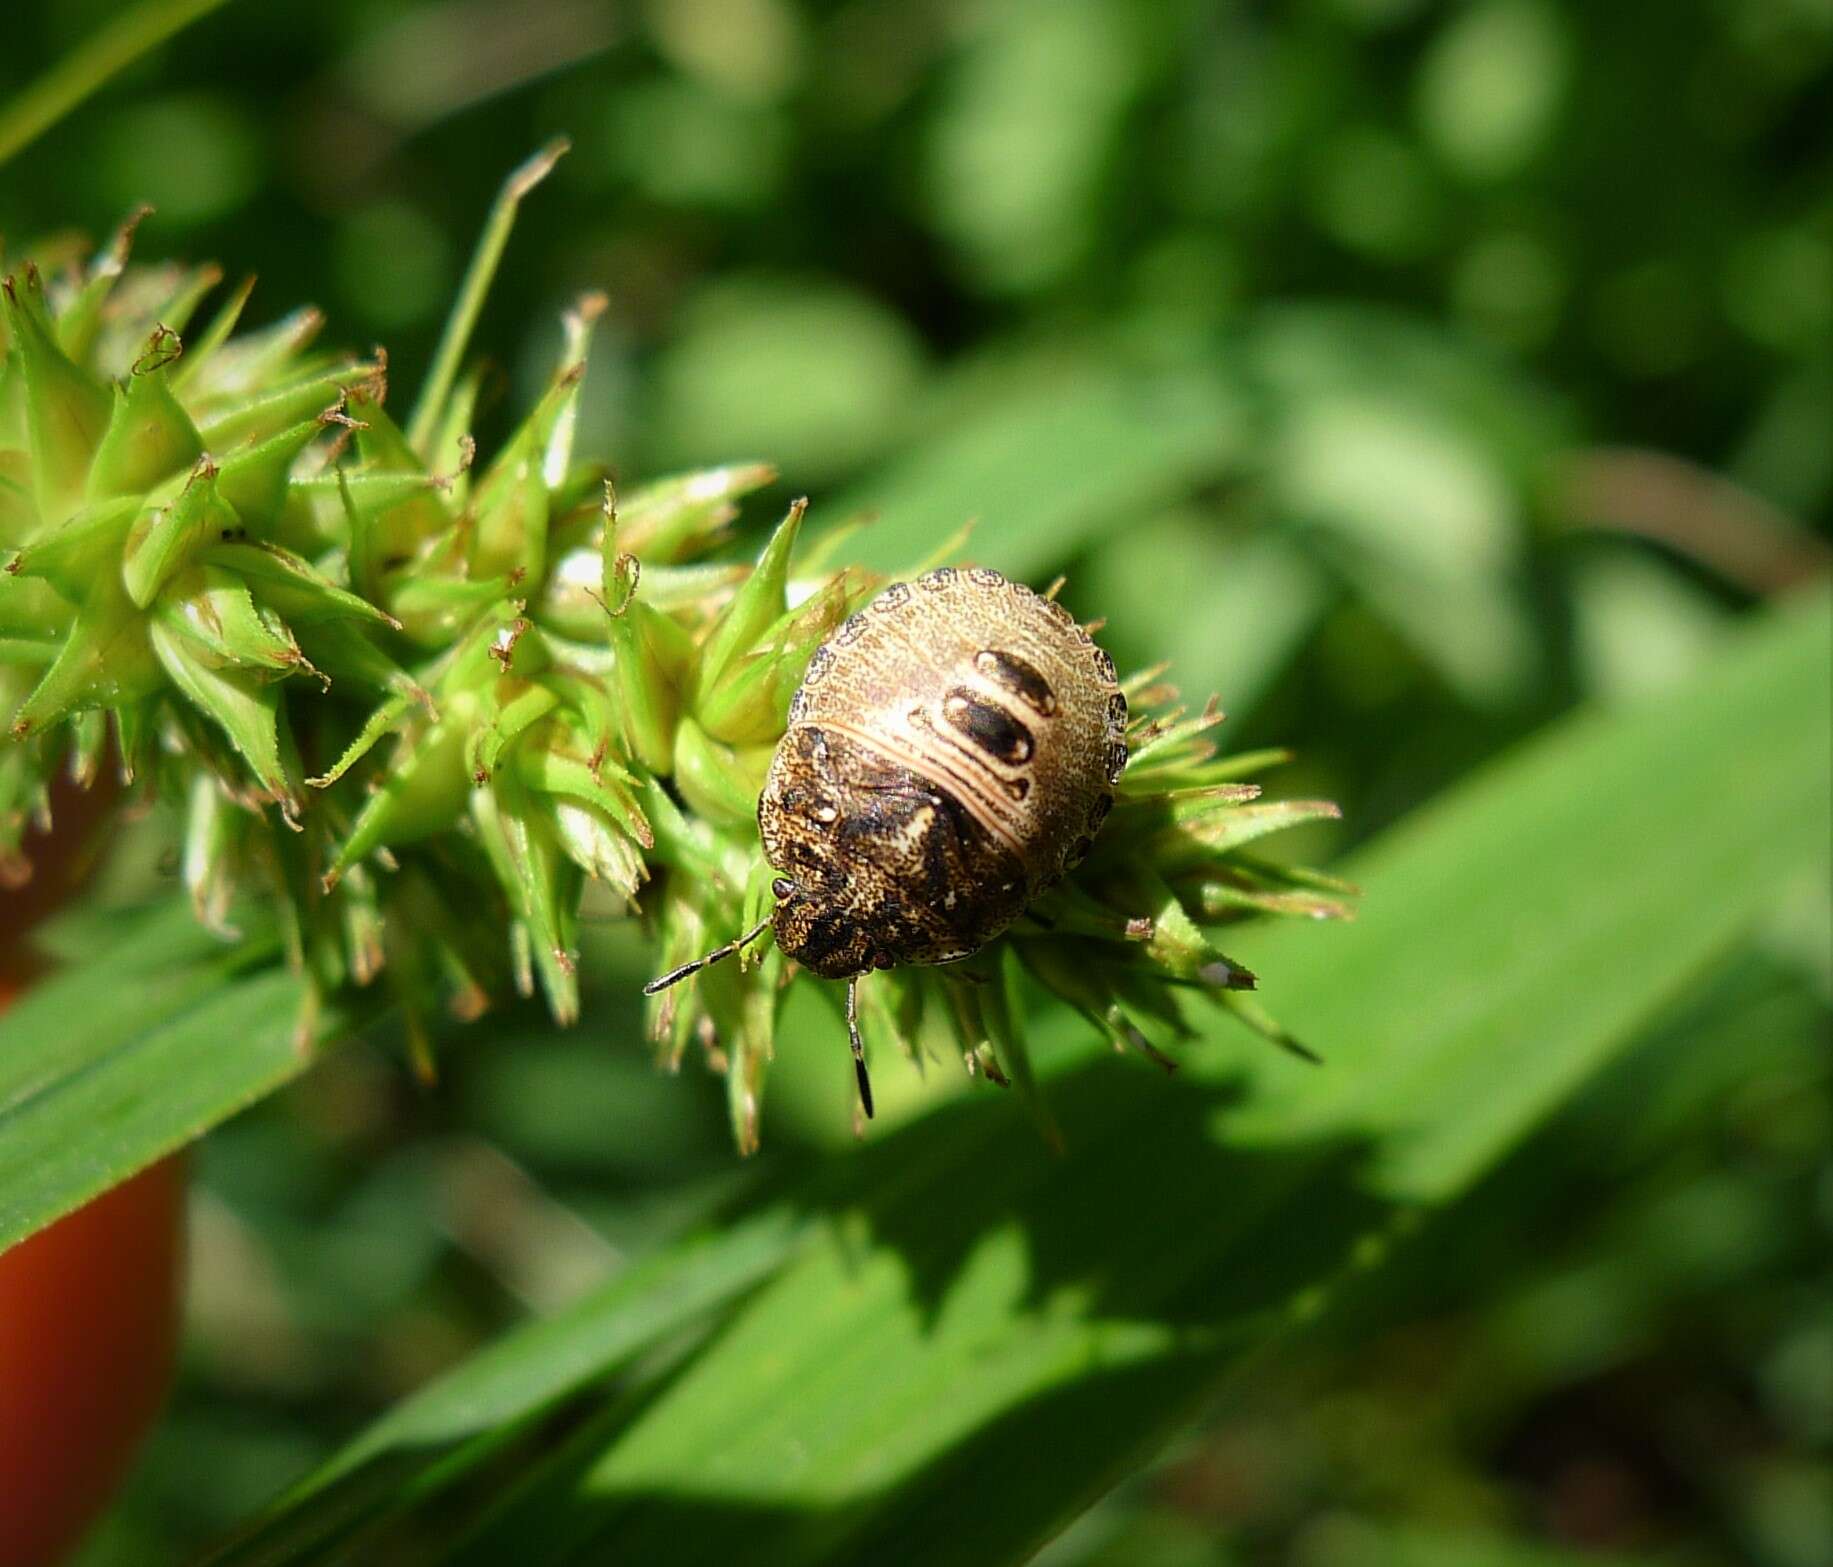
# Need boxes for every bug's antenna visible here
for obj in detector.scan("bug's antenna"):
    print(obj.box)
[846,975,875,1119]
[643,912,774,995]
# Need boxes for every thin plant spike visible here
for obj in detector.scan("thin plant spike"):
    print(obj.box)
[406,137,570,456]
[171,273,256,394]
[0,0,235,167]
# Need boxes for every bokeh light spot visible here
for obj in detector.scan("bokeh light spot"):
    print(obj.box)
[1415,0,1568,181]
[648,275,925,480]
[89,94,262,230]
[331,202,455,332]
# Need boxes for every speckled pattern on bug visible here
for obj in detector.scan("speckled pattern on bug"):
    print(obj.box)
[760,566,1126,981]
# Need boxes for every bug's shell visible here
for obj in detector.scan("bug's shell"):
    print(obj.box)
[759,566,1127,980]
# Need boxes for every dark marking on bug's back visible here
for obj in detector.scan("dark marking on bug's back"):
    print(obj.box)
[763,721,1029,977]
[759,566,1124,981]
[975,648,1058,716]
[942,688,1034,765]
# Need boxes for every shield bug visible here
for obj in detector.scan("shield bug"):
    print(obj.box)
[646,566,1127,1117]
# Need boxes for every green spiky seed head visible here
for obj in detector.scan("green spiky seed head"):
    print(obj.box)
[3,153,1352,1151]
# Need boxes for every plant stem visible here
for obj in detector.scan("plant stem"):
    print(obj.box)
[0,0,237,168]
[405,137,570,458]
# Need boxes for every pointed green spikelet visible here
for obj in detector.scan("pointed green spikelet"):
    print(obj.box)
[183,769,251,936]
[148,616,299,816]
[467,298,597,584]
[472,773,582,1022]
[2,267,112,528]
[0,671,50,888]
[696,571,854,746]
[214,416,326,533]
[0,452,35,547]
[608,595,690,776]
[87,330,203,502]
[692,497,806,700]
[151,564,307,675]
[123,456,232,608]
[673,716,765,826]
[10,569,161,738]
[5,154,1348,1150]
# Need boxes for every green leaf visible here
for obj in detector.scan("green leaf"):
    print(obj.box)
[0,902,358,1253]
[0,900,266,1113]
[206,1209,806,1566]
[1258,1521,1673,1567]
[1245,304,1561,705]
[213,592,1829,1563]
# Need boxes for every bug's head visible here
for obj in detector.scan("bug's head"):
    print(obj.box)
[767,874,881,980]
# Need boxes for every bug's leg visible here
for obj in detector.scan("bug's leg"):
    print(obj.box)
[846,974,875,1120]
[643,912,773,995]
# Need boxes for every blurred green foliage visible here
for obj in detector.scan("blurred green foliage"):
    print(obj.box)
[1,0,1828,1562]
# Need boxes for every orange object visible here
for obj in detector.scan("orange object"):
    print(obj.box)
[0,1114,186,1566]
[0,777,187,1565]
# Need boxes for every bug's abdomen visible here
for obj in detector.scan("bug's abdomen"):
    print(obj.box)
[763,567,1126,977]
[792,570,1119,892]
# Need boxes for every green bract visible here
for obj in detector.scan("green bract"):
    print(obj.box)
[1,151,1350,1149]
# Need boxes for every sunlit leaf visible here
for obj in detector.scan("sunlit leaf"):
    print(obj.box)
[0,902,360,1250]
[204,590,1828,1565]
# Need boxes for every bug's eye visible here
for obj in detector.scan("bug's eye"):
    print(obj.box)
[771,876,796,901]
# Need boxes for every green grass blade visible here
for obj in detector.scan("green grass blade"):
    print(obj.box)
[0,0,235,168]
[0,909,349,1251]
[0,898,274,1114]
[203,1207,808,1566]
[214,590,1829,1563]
[1267,1521,1680,1567]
